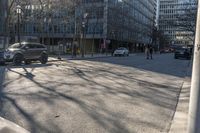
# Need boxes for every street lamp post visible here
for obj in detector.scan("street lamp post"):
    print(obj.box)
[111,31,115,56]
[81,13,88,58]
[187,0,200,133]
[16,5,21,43]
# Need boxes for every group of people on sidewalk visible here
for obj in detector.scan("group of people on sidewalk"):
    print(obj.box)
[145,44,153,59]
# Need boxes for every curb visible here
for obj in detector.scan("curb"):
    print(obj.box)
[48,56,111,62]
[68,55,112,60]
[49,54,137,62]
[0,117,30,133]
[168,61,192,133]
[49,53,139,62]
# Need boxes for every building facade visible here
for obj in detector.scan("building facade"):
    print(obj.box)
[106,0,156,51]
[0,0,5,35]
[159,0,197,46]
[6,0,157,53]
[0,0,8,49]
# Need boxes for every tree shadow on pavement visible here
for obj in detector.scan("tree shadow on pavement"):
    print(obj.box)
[1,66,134,133]
[85,54,191,78]
[0,66,63,133]
[7,63,53,69]
[0,59,187,133]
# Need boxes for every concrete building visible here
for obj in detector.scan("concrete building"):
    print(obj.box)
[6,0,157,53]
[159,0,197,46]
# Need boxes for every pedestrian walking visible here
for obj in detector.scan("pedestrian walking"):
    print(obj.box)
[149,45,153,59]
[145,44,150,59]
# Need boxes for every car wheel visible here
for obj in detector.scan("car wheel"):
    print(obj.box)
[123,53,125,56]
[25,60,31,65]
[174,56,178,59]
[13,54,23,66]
[40,53,48,64]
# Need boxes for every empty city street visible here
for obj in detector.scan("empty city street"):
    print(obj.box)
[0,54,190,133]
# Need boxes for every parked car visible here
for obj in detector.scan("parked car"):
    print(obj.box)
[160,48,174,54]
[4,42,48,65]
[113,47,129,56]
[174,47,191,60]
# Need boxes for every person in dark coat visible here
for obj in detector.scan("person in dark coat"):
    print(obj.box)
[149,45,153,59]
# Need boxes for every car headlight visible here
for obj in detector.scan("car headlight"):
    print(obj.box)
[4,51,14,59]
[5,51,13,55]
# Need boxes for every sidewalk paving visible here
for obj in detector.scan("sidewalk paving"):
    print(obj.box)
[49,52,192,133]
[169,62,192,133]
[0,68,29,133]
[0,53,190,133]
[0,117,30,133]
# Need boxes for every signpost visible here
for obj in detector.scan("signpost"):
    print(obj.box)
[187,1,200,133]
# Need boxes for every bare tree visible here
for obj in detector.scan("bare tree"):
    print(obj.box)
[176,3,197,34]
[87,0,102,56]
[3,0,15,49]
[166,2,197,44]
[38,0,82,54]
[3,0,44,48]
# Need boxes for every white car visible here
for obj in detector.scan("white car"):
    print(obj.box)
[113,47,129,56]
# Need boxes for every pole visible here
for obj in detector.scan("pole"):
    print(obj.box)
[17,12,20,43]
[81,30,84,58]
[92,37,94,57]
[72,6,76,58]
[84,27,86,57]
[188,1,200,133]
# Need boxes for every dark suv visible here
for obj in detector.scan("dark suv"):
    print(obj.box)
[3,42,48,65]
[174,47,191,60]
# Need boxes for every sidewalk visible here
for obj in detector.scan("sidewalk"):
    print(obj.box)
[169,62,192,133]
[0,117,30,133]
[0,68,29,133]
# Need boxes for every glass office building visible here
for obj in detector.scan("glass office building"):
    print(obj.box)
[5,0,157,53]
[159,0,197,46]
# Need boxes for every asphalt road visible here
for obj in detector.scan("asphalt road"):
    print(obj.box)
[0,53,190,133]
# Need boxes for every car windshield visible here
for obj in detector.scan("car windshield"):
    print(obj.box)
[176,47,188,51]
[9,43,24,49]
[117,48,125,50]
